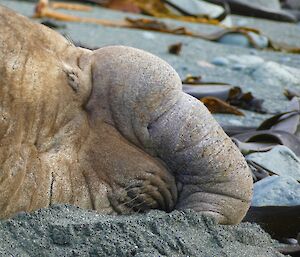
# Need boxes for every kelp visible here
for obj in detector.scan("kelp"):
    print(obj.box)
[257,97,300,134]
[168,42,182,55]
[201,96,244,115]
[227,87,266,114]
[225,98,300,158]
[244,205,300,241]
[182,75,266,114]
[182,75,203,84]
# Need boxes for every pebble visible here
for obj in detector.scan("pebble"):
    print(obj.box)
[218,33,250,48]
[211,56,229,66]
[280,56,291,63]
[283,238,298,245]
[232,63,247,71]
[252,175,300,206]
[249,49,258,55]
[246,145,300,181]
[228,119,243,126]
[166,0,224,18]
[196,60,215,68]
[142,32,156,40]
[217,32,268,49]
[227,55,264,67]
[251,61,300,87]
[212,54,264,72]
[247,32,269,49]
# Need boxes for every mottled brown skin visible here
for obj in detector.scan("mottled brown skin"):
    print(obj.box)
[0,6,252,224]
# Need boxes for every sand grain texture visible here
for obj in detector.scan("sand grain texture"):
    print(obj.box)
[0,205,284,257]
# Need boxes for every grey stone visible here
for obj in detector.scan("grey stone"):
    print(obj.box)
[211,56,229,66]
[246,145,300,181]
[218,33,251,47]
[252,175,300,206]
[248,31,269,49]
[166,0,224,18]
[251,61,300,88]
[217,32,268,49]
[227,54,265,67]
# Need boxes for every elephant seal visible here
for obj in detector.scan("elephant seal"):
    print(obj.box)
[0,5,252,224]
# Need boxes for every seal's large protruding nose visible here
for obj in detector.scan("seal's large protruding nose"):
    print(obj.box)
[87,45,253,224]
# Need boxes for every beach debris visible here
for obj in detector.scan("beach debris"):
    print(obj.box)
[201,96,244,115]
[168,42,182,55]
[232,130,300,156]
[182,75,266,114]
[182,75,202,84]
[257,97,300,135]
[227,87,266,113]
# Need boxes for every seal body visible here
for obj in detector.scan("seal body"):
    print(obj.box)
[0,6,94,216]
[0,5,252,224]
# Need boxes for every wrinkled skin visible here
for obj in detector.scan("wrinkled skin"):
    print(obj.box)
[0,6,252,224]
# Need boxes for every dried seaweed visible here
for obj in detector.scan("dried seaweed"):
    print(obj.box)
[201,96,244,115]
[168,42,182,55]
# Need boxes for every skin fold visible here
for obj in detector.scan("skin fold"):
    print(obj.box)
[0,5,252,224]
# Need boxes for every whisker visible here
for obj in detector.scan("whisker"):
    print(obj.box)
[117,194,140,208]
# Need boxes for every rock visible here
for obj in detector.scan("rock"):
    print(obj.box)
[251,61,300,87]
[213,54,264,71]
[211,56,229,66]
[246,145,300,181]
[218,33,251,48]
[283,238,298,245]
[252,175,300,206]
[282,0,300,10]
[142,32,156,40]
[166,0,224,18]
[232,63,247,71]
[227,54,264,67]
[228,119,243,126]
[217,32,268,49]
[247,32,269,49]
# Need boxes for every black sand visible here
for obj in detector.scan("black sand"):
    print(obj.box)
[0,205,284,257]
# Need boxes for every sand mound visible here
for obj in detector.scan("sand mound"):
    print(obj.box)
[0,205,283,257]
